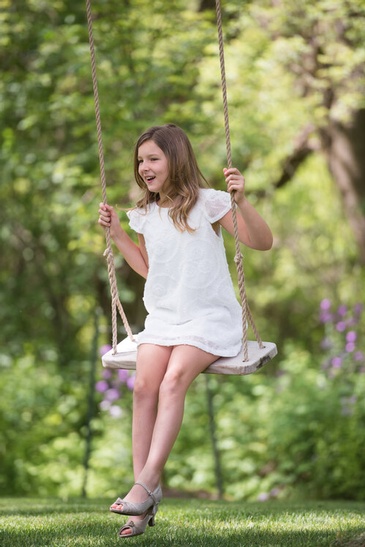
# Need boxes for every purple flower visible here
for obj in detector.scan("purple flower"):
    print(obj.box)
[117,369,129,383]
[336,321,346,332]
[105,388,120,402]
[99,344,112,356]
[320,311,333,324]
[319,300,333,324]
[354,351,364,362]
[345,342,355,353]
[337,305,347,318]
[320,299,331,311]
[102,369,113,379]
[95,380,109,393]
[126,375,135,391]
[346,331,357,343]
[331,356,343,368]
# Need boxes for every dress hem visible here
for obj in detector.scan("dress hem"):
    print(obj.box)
[137,337,242,358]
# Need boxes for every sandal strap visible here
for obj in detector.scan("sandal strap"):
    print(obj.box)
[118,520,135,538]
[121,521,135,532]
[135,481,158,504]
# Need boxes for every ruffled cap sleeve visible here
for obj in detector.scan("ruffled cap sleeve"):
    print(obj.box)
[127,207,147,234]
[203,188,232,223]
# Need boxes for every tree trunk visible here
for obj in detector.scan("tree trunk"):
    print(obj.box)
[323,109,365,265]
[272,110,365,265]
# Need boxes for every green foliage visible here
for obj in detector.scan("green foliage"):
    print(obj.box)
[168,332,365,502]
[0,351,83,495]
[264,352,365,501]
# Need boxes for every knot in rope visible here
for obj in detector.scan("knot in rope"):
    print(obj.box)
[234,252,243,265]
[103,247,110,258]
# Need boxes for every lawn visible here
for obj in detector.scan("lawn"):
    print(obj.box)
[1,497,364,546]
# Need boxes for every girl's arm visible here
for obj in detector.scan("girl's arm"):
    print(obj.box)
[219,168,273,251]
[98,203,149,278]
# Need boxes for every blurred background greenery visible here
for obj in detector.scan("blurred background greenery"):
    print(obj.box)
[1,0,364,502]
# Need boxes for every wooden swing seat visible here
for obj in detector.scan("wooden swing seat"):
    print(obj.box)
[102,335,277,375]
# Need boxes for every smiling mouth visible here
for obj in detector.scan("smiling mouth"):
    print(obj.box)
[145,176,156,183]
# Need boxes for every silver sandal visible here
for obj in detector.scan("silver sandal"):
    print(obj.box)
[118,509,156,539]
[110,482,162,516]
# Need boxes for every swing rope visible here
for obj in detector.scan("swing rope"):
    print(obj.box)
[215,0,263,358]
[86,0,263,361]
[86,0,134,353]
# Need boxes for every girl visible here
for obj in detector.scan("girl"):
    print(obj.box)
[98,123,273,538]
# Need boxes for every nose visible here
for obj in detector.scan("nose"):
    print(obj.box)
[139,160,148,171]
[141,163,151,174]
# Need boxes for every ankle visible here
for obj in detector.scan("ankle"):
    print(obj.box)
[135,471,161,492]
[135,479,160,493]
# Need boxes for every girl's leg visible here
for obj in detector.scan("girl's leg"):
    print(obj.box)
[120,345,218,508]
[111,343,171,532]
[131,344,172,478]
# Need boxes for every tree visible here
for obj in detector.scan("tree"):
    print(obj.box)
[243,1,365,262]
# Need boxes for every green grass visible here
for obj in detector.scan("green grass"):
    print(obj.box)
[0,498,365,546]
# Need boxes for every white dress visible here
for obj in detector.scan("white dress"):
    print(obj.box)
[127,188,242,357]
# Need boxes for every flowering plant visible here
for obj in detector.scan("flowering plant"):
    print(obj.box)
[95,344,135,417]
[320,300,364,374]
[320,299,364,415]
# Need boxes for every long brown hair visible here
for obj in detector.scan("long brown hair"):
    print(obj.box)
[133,124,208,231]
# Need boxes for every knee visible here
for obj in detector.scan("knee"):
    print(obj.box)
[159,371,185,401]
[133,376,159,402]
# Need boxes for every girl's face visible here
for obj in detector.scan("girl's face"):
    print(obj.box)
[137,140,170,197]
